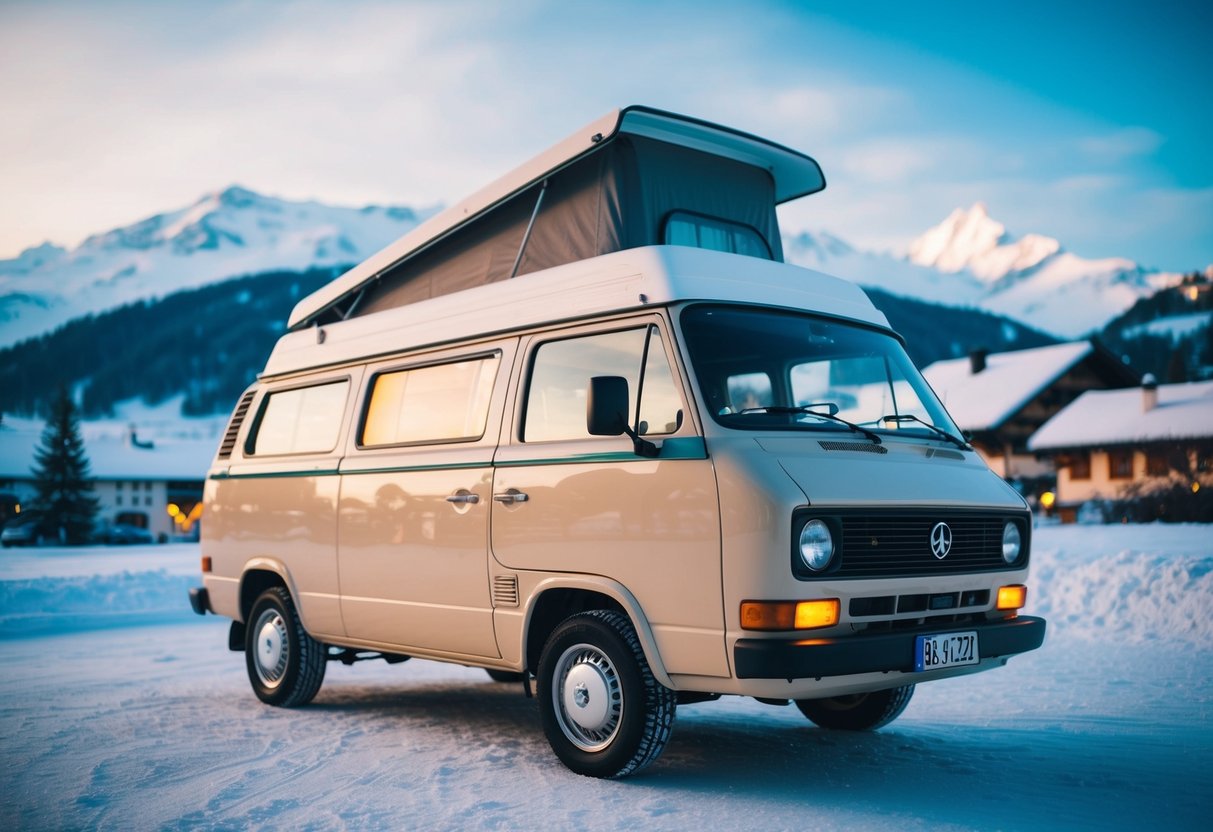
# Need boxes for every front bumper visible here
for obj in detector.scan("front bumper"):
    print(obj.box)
[734,615,1045,679]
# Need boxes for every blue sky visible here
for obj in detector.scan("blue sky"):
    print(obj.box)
[1,0,1209,271]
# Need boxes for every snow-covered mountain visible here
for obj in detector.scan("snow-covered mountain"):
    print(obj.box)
[0,186,431,348]
[0,189,1189,348]
[787,203,1184,337]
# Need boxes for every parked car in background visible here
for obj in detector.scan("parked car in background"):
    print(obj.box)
[97,523,156,545]
[1,513,46,548]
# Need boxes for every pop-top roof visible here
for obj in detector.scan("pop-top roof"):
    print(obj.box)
[287,106,826,331]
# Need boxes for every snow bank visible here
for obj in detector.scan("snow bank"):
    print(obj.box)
[1,526,1210,644]
[1028,523,1213,646]
[0,544,200,638]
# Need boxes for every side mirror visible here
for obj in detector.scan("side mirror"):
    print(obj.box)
[587,376,629,436]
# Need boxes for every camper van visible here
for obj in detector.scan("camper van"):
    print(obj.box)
[190,106,1045,778]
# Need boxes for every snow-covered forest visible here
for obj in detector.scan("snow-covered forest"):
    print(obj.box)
[1,523,1209,829]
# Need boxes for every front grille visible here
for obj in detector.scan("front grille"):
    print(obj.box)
[795,508,1029,580]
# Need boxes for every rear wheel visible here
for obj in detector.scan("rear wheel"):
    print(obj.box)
[537,610,676,778]
[245,586,326,707]
[794,684,914,731]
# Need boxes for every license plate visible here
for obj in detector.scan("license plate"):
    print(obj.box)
[914,631,979,671]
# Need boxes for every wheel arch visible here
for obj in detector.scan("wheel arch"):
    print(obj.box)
[238,558,296,623]
[522,576,674,689]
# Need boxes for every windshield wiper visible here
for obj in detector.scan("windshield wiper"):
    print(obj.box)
[878,414,970,450]
[733,406,882,444]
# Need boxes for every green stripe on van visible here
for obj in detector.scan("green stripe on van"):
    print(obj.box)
[496,436,707,468]
[210,437,707,479]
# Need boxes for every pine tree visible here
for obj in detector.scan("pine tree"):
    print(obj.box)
[31,387,99,545]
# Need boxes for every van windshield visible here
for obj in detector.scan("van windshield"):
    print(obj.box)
[679,304,962,443]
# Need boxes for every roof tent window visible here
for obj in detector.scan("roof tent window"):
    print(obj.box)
[249,380,349,456]
[361,354,500,447]
[664,211,772,260]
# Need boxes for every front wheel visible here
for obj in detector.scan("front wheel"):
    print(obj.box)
[245,586,326,707]
[795,684,914,731]
[537,610,676,778]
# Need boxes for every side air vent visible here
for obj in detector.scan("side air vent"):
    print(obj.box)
[492,575,520,607]
[217,391,257,459]
[818,441,888,454]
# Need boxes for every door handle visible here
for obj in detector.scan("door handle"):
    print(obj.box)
[445,491,480,505]
[493,490,529,505]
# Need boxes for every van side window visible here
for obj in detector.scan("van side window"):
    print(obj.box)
[249,380,350,455]
[361,354,500,447]
[664,211,772,259]
[523,326,682,442]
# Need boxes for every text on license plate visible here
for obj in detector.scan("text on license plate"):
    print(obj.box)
[914,631,979,671]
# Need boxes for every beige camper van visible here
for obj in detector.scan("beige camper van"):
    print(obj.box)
[190,106,1045,778]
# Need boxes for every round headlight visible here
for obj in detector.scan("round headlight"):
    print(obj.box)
[799,519,834,572]
[1001,521,1022,564]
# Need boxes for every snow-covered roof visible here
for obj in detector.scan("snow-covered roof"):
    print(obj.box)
[0,428,215,482]
[922,341,1094,431]
[1028,381,1213,451]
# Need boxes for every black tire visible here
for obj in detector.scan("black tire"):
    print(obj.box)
[794,684,914,731]
[245,586,326,707]
[537,610,676,778]
[485,668,527,683]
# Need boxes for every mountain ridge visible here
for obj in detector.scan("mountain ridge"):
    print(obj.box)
[0,188,1194,348]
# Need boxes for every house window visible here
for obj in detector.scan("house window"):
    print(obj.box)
[1069,453,1091,481]
[1146,452,1170,477]
[1108,450,1134,480]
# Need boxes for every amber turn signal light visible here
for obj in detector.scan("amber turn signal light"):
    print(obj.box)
[741,599,840,631]
[996,584,1027,611]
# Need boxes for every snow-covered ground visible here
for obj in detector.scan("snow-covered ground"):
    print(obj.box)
[2,525,1211,830]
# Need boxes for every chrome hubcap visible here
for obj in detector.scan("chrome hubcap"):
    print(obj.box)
[553,643,622,752]
[253,608,289,688]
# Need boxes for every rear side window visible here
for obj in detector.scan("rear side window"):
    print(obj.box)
[362,354,500,447]
[523,326,682,443]
[248,380,350,455]
[664,211,772,259]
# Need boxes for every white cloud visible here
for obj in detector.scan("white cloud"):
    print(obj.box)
[1077,127,1165,164]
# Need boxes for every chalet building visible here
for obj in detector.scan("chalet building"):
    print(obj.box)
[0,424,214,542]
[1028,378,1213,522]
[921,341,1139,488]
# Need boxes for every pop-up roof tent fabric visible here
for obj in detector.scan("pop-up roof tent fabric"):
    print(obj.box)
[350,136,782,319]
[290,107,826,330]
